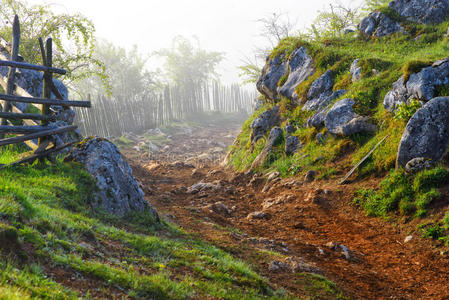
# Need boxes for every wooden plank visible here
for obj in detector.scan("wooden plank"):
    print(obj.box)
[11,105,39,126]
[0,125,56,134]
[2,141,77,168]
[0,93,91,107]
[339,135,389,185]
[0,111,56,121]
[0,125,77,146]
[10,104,39,150]
[0,60,66,75]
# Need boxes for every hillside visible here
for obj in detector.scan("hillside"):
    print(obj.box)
[227,0,449,230]
[4,0,449,299]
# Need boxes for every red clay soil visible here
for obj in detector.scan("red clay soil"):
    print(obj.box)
[124,125,449,300]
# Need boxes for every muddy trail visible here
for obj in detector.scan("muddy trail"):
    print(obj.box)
[122,123,449,300]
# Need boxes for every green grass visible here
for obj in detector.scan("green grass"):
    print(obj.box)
[0,145,344,299]
[354,167,449,218]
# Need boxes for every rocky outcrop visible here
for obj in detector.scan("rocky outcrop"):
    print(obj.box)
[304,89,347,129]
[257,55,288,101]
[303,89,347,113]
[325,98,377,136]
[389,0,449,25]
[250,106,281,144]
[257,47,315,102]
[397,97,449,168]
[383,59,449,111]
[251,127,284,169]
[358,12,404,38]
[307,70,334,101]
[359,0,449,38]
[66,137,159,219]
[278,47,315,101]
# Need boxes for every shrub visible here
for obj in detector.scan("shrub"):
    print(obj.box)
[394,99,422,122]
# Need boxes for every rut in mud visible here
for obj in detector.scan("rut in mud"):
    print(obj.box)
[123,123,449,299]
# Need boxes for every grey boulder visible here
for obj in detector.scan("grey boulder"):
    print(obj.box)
[397,97,449,168]
[307,70,334,100]
[405,157,435,173]
[266,127,284,149]
[304,90,347,129]
[384,59,449,112]
[250,106,281,144]
[285,135,302,156]
[325,98,377,136]
[257,55,288,101]
[278,47,315,101]
[389,0,449,24]
[358,12,404,37]
[66,137,159,219]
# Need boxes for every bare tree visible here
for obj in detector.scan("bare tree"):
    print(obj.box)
[257,12,297,48]
[238,12,297,85]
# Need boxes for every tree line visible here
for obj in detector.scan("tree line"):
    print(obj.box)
[75,81,255,138]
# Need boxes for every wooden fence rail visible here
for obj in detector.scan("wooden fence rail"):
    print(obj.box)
[0,14,91,167]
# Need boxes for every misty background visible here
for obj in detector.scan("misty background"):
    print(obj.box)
[1,0,369,137]
[26,0,365,84]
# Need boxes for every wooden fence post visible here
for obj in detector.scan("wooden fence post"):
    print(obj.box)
[0,15,20,138]
[37,38,53,155]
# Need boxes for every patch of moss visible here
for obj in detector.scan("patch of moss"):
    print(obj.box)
[402,60,433,83]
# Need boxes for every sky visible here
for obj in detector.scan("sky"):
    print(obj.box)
[27,0,364,85]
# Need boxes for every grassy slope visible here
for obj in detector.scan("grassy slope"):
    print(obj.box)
[0,145,346,299]
[0,145,280,299]
[227,11,449,241]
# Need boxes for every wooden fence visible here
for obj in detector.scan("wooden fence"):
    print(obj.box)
[75,81,256,137]
[0,15,91,167]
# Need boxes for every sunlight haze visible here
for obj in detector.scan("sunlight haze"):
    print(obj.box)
[28,0,364,84]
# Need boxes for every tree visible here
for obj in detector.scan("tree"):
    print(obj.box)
[238,12,296,85]
[73,40,160,100]
[238,54,262,85]
[0,0,105,87]
[257,12,296,48]
[155,36,224,88]
[309,2,362,40]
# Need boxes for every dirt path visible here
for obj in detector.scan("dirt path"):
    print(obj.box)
[123,124,449,300]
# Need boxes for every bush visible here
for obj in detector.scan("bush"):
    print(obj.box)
[394,99,422,122]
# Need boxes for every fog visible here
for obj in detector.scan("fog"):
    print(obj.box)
[27,0,364,84]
